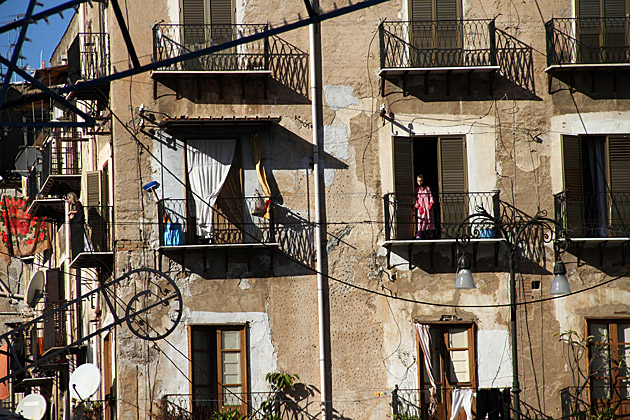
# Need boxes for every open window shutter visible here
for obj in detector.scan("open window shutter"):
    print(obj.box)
[86,170,104,250]
[410,0,433,65]
[608,136,630,235]
[411,0,432,21]
[209,0,233,44]
[393,137,414,239]
[439,137,466,236]
[43,269,65,351]
[562,135,585,236]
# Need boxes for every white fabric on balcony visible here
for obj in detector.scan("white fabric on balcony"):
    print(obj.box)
[186,139,235,239]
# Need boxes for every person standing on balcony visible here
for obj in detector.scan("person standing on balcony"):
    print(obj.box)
[415,173,435,239]
[67,192,85,259]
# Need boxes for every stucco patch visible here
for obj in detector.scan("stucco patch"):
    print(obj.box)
[323,85,359,111]
[323,124,349,160]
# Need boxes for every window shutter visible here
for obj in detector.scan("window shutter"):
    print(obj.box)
[604,0,626,17]
[562,135,585,236]
[439,137,466,194]
[45,269,62,304]
[182,0,205,25]
[578,0,601,18]
[393,137,415,239]
[86,170,102,207]
[411,0,432,21]
[436,0,458,20]
[608,136,630,235]
[439,137,466,234]
[210,0,233,25]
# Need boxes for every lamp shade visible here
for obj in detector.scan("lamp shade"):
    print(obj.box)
[454,254,476,289]
[550,260,571,295]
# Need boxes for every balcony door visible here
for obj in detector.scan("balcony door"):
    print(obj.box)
[392,136,467,239]
[562,135,630,237]
[180,0,235,69]
[577,0,629,63]
[409,0,461,67]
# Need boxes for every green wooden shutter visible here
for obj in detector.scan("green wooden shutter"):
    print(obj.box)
[439,137,466,236]
[562,135,584,236]
[608,136,630,235]
[393,137,415,239]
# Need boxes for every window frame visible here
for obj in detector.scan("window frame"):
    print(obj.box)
[586,318,630,405]
[416,322,477,419]
[188,324,249,417]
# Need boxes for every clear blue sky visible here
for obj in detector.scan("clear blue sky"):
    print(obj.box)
[0,1,73,80]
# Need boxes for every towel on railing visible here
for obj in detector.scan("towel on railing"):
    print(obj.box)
[0,195,52,264]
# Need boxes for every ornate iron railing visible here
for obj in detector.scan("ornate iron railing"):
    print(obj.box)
[153,23,270,71]
[554,191,630,238]
[163,392,278,419]
[383,191,500,240]
[379,19,497,69]
[70,205,114,260]
[78,32,110,79]
[546,17,630,66]
[41,141,81,183]
[157,196,276,246]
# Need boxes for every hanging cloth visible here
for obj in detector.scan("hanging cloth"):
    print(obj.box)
[251,133,272,219]
[450,388,473,420]
[415,324,438,416]
[186,140,235,239]
[0,342,9,400]
[0,195,52,264]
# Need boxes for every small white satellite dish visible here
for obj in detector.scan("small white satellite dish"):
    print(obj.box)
[26,271,45,308]
[16,393,47,420]
[69,363,101,401]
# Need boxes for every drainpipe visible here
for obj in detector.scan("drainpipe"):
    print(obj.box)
[308,1,330,418]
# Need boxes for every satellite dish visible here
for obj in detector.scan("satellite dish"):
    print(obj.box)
[16,393,47,420]
[26,271,45,308]
[69,363,101,401]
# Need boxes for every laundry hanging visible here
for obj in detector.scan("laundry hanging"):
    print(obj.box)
[186,139,235,239]
[450,388,473,420]
[0,195,52,264]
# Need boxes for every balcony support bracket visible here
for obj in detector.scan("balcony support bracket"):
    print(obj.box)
[591,70,595,94]
[446,70,451,96]
[408,243,414,270]
[403,71,409,97]
[598,242,606,267]
[424,72,429,95]
[429,243,435,269]
[385,243,392,270]
[467,70,473,96]
[488,70,494,96]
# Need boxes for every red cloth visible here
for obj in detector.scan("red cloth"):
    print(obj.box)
[415,186,435,233]
[0,195,52,264]
[0,343,9,400]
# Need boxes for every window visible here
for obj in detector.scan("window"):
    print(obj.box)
[561,135,630,237]
[190,325,248,419]
[417,323,476,420]
[587,320,630,406]
[577,0,628,62]
[393,136,467,239]
[180,0,235,69]
[409,0,461,67]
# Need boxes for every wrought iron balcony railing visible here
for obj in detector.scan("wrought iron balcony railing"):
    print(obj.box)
[70,205,114,261]
[157,196,276,246]
[379,19,497,69]
[546,17,630,66]
[41,141,81,184]
[153,23,270,72]
[78,33,110,79]
[554,191,630,238]
[384,191,500,241]
[163,392,277,420]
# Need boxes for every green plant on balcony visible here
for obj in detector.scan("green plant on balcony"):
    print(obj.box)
[72,400,104,420]
[260,371,300,420]
[209,407,247,420]
[393,414,420,420]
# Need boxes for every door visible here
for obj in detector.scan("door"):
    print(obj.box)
[393,137,415,239]
[438,137,467,237]
[409,0,461,67]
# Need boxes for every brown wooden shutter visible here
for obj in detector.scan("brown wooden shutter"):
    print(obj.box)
[436,0,458,20]
[562,135,585,236]
[608,136,630,235]
[439,137,466,235]
[604,0,626,17]
[393,137,414,239]
[182,0,205,25]
[86,170,101,207]
[411,0,432,21]
[43,269,65,352]
[210,0,233,25]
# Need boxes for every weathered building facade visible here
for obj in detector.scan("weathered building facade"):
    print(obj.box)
[6,0,630,418]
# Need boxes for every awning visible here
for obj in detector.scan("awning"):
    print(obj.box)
[158,116,281,139]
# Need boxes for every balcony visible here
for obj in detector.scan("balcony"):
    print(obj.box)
[151,24,309,98]
[69,205,114,271]
[40,140,82,197]
[383,191,500,241]
[379,20,535,97]
[162,392,276,420]
[68,32,110,100]
[554,191,630,239]
[545,17,630,94]
[391,387,512,420]
[157,196,278,250]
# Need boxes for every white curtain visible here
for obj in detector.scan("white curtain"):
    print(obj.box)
[186,139,236,239]
[415,323,438,415]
